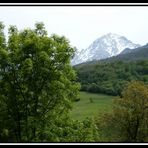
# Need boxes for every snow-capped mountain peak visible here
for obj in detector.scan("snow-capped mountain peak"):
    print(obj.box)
[71,33,141,65]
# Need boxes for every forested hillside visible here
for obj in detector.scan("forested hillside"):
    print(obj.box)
[75,60,148,96]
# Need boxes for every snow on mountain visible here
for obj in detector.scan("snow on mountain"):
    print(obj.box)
[71,33,141,65]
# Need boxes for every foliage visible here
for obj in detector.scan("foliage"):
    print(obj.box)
[0,22,80,142]
[95,81,148,142]
[42,116,99,142]
[75,60,148,96]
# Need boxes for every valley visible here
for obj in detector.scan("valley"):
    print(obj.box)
[0,6,148,143]
[71,92,115,121]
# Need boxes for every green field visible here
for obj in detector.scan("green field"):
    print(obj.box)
[70,92,115,120]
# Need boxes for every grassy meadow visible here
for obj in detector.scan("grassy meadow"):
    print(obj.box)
[71,91,115,120]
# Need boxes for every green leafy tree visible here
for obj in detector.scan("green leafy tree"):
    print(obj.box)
[0,22,80,142]
[113,81,148,142]
[96,81,148,142]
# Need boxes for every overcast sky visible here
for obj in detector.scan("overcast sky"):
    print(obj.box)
[0,6,148,50]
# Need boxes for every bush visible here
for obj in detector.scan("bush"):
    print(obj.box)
[74,98,81,102]
[89,97,94,103]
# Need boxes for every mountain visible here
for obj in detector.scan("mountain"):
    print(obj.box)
[120,43,148,55]
[120,48,132,55]
[74,43,148,68]
[102,43,148,62]
[71,33,140,65]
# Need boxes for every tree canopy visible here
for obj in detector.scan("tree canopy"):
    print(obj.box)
[0,22,80,142]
